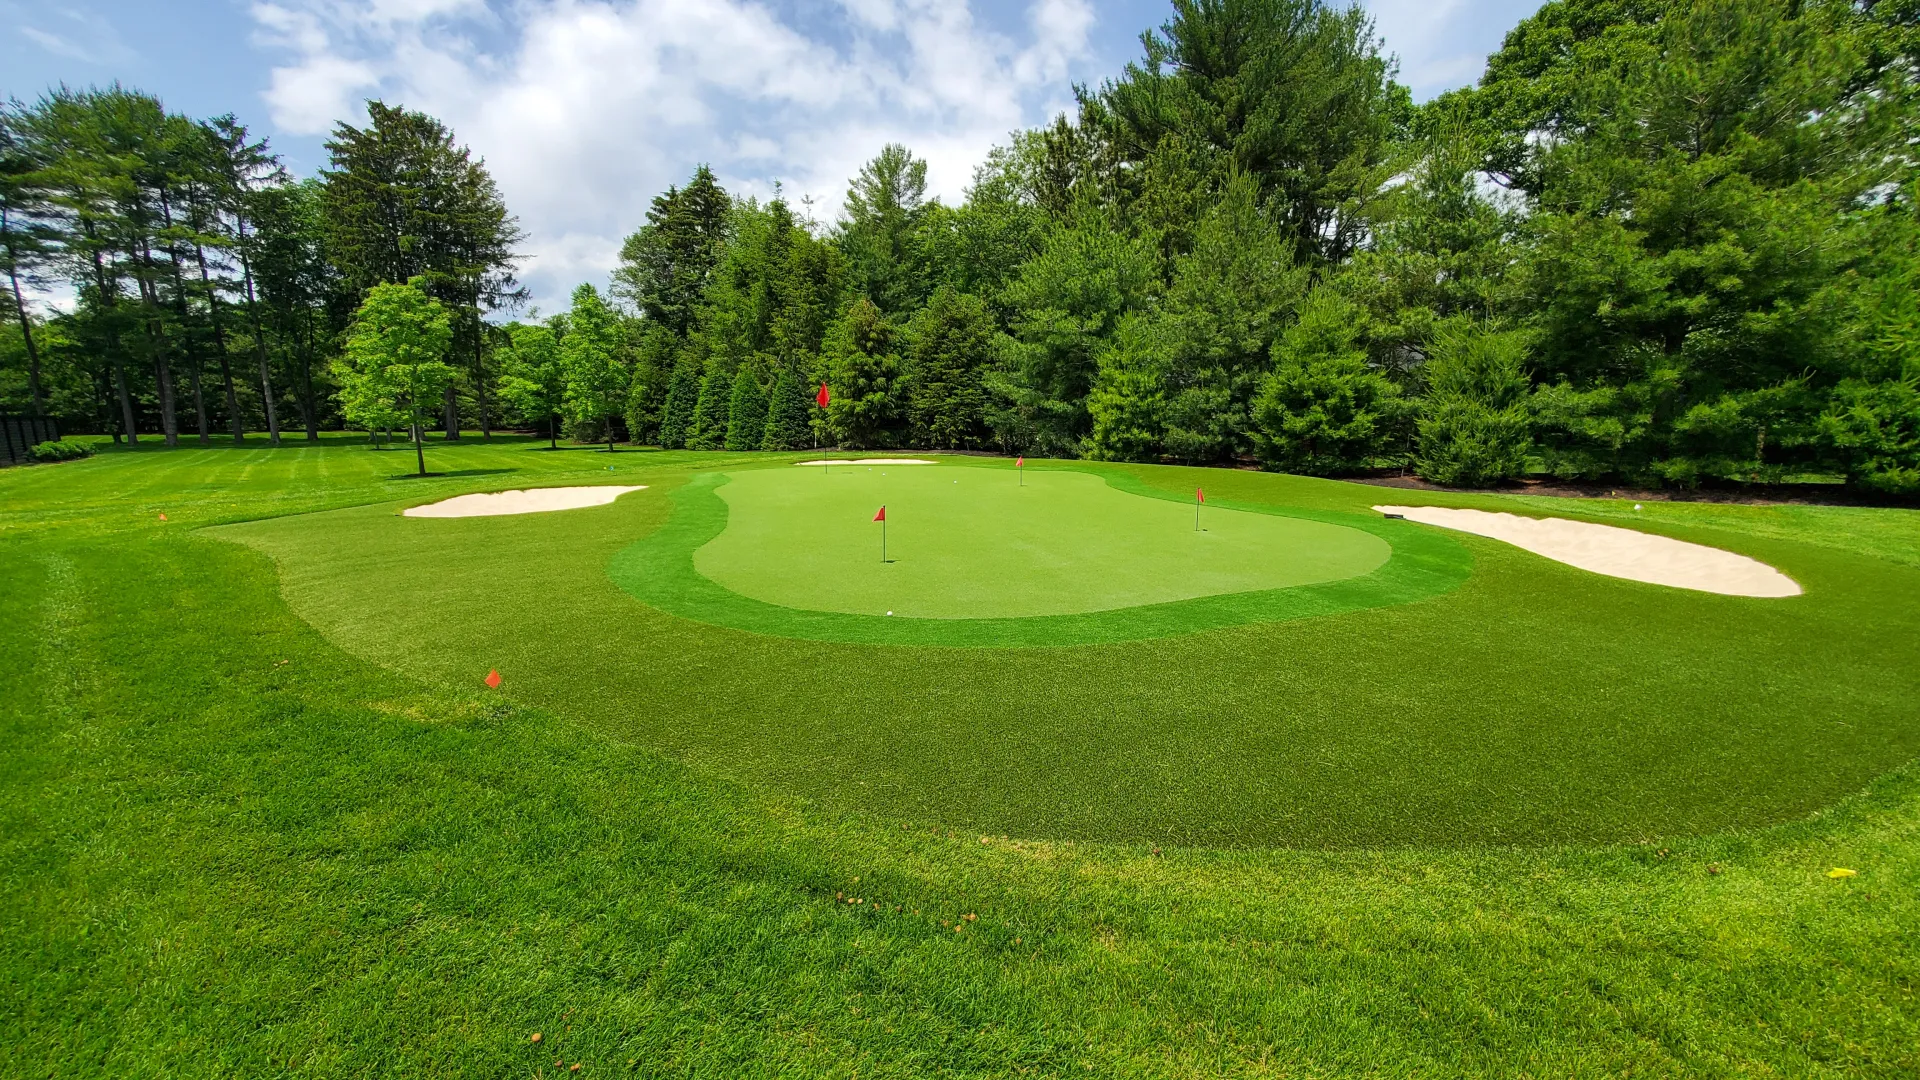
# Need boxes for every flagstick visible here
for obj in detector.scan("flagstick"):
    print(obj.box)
[882,516,888,563]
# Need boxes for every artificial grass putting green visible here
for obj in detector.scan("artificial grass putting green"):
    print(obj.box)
[5,436,1919,1076]
[616,464,1465,645]
[214,454,1920,847]
[697,465,1387,616]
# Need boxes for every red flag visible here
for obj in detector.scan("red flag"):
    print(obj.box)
[1015,455,1024,468]
[158,513,168,521]
[1196,487,1205,503]
[485,669,502,689]
[874,506,886,522]
[816,382,831,408]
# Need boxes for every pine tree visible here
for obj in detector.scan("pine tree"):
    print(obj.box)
[1251,291,1403,475]
[823,299,902,448]
[688,369,731,450]
[760,366,813,450]
[724,364,767,451]
[1415,321,1532,486]
[658,359,700,449]
[904,286,994,448]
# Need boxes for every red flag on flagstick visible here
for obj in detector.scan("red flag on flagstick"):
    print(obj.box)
[1016,456,1024,468]
[485,669,502,689]
[1196,487,1205,503]
[816,383,831,408]
[874,506,886,522]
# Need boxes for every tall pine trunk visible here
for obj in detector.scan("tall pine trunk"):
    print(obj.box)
[301,307,320,440]
[239,252,280,446]
[132,241,179,447]
[159,194,210,444]
[194,243,245,442]
[444,384,460,440]
[84,230,139,443]
[2,211,46,418]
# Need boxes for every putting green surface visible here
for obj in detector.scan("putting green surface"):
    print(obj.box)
[696,465,1388,618]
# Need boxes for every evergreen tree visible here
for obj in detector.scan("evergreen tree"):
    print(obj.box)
[613,165,730,337]
[658,358,700,449]
[991,204,1158,455]
[1252,291,1404,474]
[724,364,768,451]
[558,283,628,451]
[1415,321,1533,486]
[321,101,523,440]
[1153,174,1306,462]
[838,144,930,317]
[760,366,813,450]
[1090,0,1407,264]
[823,299,903,448]
[904,286,995,448]
[688,369,731,450]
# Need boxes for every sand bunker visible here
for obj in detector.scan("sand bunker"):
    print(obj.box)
[794,458,936,466]
[404,485,647,518]
[1373,505,1800,597]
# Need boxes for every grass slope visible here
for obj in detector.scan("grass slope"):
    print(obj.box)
[696,464,1389,617]
[2,435,1917,1077]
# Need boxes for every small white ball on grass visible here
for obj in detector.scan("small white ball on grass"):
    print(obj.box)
[887,611,893,616]
[1634,503,1642,510]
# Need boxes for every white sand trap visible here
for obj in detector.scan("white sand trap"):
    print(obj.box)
[1373,505,1800,597]
[404,485,647,518]
[794,458,937,466]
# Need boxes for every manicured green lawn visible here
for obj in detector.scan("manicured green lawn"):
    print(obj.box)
[214,447,1920,846]
[3,434,1917,1077]
[696,464,1388,617]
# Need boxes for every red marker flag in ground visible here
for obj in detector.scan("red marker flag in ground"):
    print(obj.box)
[874,505,886,522]
[485,668,502,689]
[1016,455,1024,467]
[816,382,831,408]
[1196,487,1205,503]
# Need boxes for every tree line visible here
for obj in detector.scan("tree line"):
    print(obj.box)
[4,0,1918,493]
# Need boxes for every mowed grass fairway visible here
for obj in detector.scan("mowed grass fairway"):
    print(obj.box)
[4,436,1919,1077]
[696,465,1388,617]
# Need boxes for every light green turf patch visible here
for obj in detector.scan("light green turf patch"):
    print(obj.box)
[696,465,1389,618]
[613,466,1470,647]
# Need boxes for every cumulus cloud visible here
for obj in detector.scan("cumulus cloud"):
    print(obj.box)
[251,0,1095,310]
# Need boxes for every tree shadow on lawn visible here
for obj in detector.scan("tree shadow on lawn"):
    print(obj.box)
[385,468,521,481]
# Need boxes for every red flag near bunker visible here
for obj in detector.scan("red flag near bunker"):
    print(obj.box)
[816,383,831,408]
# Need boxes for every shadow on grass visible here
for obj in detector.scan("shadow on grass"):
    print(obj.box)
[386,468,520,481]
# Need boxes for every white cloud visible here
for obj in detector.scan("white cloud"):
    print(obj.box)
[252,0,1094,311]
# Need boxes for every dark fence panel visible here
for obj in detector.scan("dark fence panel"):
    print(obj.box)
[1,415,60,465]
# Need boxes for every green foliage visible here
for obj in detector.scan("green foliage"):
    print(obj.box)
[1085,315,1172,461]
[495,322,564,444]
[1090,0,1409,263]
[687,370,731,451]
[1415,322,1535,486]
[992,206,1158,455]
[558,284,629,449]
[657,359,700,450]
[823,299,903,448]
[723,364,767,451]
[903,287,994,449]
[27,437,93,462]
[759,365,814,451]
[336,278,455,439]
[839,144,929,317]
[612,165,730,338]
[1152,174,1306,462]
[1252,291,1405,474]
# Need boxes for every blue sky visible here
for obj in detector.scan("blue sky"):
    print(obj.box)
[4,0,1544,311]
